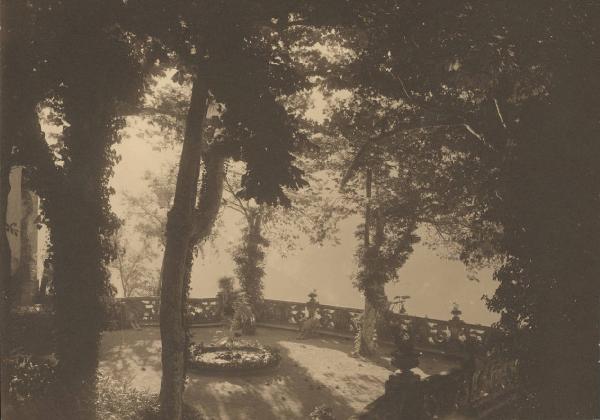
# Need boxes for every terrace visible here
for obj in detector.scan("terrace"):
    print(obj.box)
[100,326,458,420]
[98,297,515,419]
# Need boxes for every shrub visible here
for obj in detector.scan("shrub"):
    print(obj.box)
[216,276,235,319]
[299,317,321,339]
[310,405,335,420]
[232,292,256,335]
[96,375,203,420]
[4,357,202,419]
[5,354,57,403]
[8,305,55,355]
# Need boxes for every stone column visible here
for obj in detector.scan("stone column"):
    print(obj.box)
[7,167,39,306]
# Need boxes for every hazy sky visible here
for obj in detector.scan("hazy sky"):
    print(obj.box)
[110,122,500,326]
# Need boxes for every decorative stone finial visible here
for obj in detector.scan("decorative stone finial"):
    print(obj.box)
[451,302,462,320]
[306,290,319,318]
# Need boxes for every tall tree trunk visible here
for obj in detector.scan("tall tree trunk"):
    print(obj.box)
[238,209,265,310]
[0,121,13,418]
[49,96,120,418]
[159,72,210,420]
[11,74,120,418]
[356,170,386,356]
[356,169,377,355]
[176,151,227,393]
[1,2,25,412]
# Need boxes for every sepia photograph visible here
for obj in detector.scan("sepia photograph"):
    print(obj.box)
[1,1,599,419]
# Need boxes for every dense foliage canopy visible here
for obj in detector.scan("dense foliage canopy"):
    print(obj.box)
[2,1,599,419]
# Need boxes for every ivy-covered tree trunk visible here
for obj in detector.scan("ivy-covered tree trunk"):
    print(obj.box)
[178,151,227,400]
[355,169,387,356]
[356,249,386,356]
[356,290,382,356]
[48,94,121,419]
[8,93,116,418]
[159,72,210,420]
[235,208,267,311]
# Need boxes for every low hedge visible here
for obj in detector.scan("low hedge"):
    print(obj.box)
[188,343,281,373]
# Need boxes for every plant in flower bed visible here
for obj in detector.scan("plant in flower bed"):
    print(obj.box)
[231,291,256,335]
[188,338,281,373]
[3,357,205,419]
[5,353,57,403]
[310,405,336,420]
[9,305,55,355]
[96,375,202,420]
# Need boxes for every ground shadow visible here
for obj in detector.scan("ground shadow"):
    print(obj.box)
[99,328,163,392]
[184,344,355,420]
[98,327,459,419]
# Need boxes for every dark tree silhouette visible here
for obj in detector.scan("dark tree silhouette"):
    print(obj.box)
[1,1,155,417]
[333,2,600,417]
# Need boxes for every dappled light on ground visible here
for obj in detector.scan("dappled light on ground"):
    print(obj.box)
[276,340,391,413]
[99,327,459,419]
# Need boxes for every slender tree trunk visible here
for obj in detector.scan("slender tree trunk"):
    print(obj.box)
[159,72,210,420]
[356,169,383,356]
[117,253,130,297]
[356,171,388,357]
[0,126,13,417]
[238,209,265,310]
[181,150,227,372]
[1,3,23,412]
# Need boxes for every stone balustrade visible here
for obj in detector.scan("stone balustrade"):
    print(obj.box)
[115,294,514,417]
[357,337,520,419]
[116,295,491,355]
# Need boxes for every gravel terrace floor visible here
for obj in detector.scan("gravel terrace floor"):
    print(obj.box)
[99,326,459,420]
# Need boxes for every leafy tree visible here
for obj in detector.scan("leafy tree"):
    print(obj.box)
[1,1,158,416]
[0,1,52,408]
[330,2,600,417]
[122,168,176,250]
[124,2,324,416]
[223,162,345,313]
[110,229,160,297]
[297,84,481,356]
[109,19,351,413]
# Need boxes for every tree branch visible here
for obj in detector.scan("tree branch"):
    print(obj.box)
[224,175,250,220]
[340,121,468,188]
[493,98,507,129]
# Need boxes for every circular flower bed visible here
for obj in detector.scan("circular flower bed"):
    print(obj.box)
[188,341,281,374]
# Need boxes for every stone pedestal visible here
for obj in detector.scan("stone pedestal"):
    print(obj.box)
[357,370,425,420]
